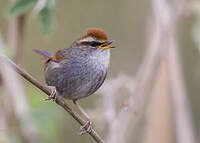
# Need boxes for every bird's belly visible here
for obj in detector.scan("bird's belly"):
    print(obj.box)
[45,57,109,100]
[65,69,107,100]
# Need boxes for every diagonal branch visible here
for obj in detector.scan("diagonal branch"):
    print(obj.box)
[0,55,105,143]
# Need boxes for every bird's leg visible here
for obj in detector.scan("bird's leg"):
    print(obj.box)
[44,86,57,101]
[73,100,92,135]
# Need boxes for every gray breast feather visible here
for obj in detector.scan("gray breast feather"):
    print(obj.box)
[45,50,110,100]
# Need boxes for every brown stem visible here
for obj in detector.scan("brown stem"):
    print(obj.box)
[0,55,105,143]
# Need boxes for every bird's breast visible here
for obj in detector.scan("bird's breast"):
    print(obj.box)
[87,49,110,71]
[44,49,110,100]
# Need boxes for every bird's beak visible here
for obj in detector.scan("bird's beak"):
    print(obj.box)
[99,40,115,50]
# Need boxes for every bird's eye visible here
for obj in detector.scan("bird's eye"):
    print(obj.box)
[89,41,103,47]
[90,41,97,47]
[81,41,102,48]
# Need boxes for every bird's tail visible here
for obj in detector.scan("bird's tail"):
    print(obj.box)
[33,49,52,63]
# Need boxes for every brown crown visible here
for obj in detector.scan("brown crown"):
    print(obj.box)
[80,28,108,41]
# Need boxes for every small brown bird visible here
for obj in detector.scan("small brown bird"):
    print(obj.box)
[34,28,114,134]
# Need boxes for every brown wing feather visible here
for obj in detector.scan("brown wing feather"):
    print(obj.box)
[51,48,71,62]
[34,48,71,64]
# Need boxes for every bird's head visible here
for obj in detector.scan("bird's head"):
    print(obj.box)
[73,28,115,50]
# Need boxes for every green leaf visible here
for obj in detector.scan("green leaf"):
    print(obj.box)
[8,0,37,17]
[39,5,54,35]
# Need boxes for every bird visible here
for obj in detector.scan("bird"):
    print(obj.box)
[34,28,115,135]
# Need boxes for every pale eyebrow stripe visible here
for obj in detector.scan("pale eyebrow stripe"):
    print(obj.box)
[79,37,95,42]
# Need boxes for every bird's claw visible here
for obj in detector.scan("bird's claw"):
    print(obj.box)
[79,120,92,135]
[44,86,57,101]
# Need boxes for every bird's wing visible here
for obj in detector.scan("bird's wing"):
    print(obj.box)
[34,48,71,63]
[51,48,71,62]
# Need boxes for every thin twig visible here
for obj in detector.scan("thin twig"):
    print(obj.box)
[167,27,197,143]
[0,55,105,143]
[150,0,197,142]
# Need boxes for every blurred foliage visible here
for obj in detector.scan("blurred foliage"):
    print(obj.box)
[25,84,66,143]
[8,0,55,35]
[4,48,14,58]
[7,132,21,143]
[0,35,14,58]
[8,0,37,17]
[0,0,199,142]
[191,1,200,48]
[38,0,54,35]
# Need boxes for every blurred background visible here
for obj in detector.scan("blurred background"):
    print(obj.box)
[0,0,200,143]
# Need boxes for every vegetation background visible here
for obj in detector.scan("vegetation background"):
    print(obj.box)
[0,0,199,143]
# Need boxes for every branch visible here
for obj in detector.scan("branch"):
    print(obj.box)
[0,55,105,143]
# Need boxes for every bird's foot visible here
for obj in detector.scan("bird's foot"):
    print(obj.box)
[44,86,57,101]
[79,120,92,135]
